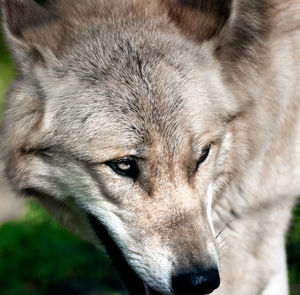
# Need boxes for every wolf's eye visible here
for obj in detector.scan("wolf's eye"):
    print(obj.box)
[197,145,211,169]
[106,159,139,179]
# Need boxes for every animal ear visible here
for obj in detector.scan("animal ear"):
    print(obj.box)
[1,0,62,65]
[165,0,232,42]
[215,0,271,63]
[165,0,270,62]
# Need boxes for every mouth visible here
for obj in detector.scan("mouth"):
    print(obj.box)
[87,214,165,295]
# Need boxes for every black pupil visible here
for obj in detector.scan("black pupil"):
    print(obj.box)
[198,145,210,167]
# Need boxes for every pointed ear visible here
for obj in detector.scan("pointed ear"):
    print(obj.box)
[164,0,232,42]
[165,0,270,62]
[1,0,62,65]
[215,0,271,63]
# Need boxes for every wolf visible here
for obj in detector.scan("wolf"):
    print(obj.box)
[1,0,299,294]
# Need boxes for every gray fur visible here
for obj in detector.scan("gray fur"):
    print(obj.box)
[1,0,299,294]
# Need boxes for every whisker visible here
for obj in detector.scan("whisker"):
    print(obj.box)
[215,218,235,239]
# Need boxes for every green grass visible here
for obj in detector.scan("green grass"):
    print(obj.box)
[0,29,15,114]
[288,204,300,294]
[0,201,124,295]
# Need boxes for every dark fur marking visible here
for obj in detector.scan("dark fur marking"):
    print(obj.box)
[167,0,232,41]
[2,0,58,38]
[30,47,46,64]
[215,0,273,63]
[82,164,124,207]
[33,75,47,101]
[81,113,93,124]
[51,65,67,79]
[21,187,52,200]
[22,146,51,156]
[87,214,163,295]
[179,0,232,15]
[230,209,239,219]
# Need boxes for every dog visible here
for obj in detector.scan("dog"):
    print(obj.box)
[1,0,299,294]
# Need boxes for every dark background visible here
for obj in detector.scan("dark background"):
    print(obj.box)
[0,1,299,294]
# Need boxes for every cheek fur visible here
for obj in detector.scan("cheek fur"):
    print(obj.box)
[206,182,215,237]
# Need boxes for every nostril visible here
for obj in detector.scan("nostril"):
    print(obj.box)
[172,267,220,295]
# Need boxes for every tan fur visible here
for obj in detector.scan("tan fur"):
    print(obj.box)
[1,0,299,294]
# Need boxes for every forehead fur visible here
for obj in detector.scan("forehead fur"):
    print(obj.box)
[2,0,246,161]
[42,32,223,157]
[35,4,231,155]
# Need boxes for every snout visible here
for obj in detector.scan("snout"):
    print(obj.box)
[172,267,220,295]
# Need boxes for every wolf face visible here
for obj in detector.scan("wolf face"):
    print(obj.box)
[3,0,298,295]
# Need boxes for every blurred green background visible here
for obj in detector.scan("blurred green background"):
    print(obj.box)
[0,1,299,295]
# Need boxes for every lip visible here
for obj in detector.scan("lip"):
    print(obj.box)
[87,214,165,295]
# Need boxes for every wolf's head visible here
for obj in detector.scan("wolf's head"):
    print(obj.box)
[1,0,270,294]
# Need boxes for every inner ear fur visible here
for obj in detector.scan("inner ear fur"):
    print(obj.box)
[1,0,62,61]
[164,0,232,42]
[164,0,271,62]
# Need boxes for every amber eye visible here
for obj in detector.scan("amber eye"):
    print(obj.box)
[197,145,211,169]
[106,158,139,179]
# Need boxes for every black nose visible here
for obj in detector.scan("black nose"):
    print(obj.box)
[172,267,220,295]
